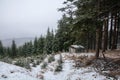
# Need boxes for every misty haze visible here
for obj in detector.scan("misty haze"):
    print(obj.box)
[0,0,64,46]
[0,0,64,40]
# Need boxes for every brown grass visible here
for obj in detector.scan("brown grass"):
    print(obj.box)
[109,71,120,76]
[71,55,96,67]
[103,50,120,59]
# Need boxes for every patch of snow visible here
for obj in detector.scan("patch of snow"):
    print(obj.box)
[71,45,84,49]
[36,53,109,80]
[0,62,39,80]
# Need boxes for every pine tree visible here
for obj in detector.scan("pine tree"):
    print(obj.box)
[6,47,12,57]
[22,43,28,57]
[26,41,34,56]
[11,40,17,58]
[52,34,59,53]
[17,46,22,57]
[37,35,45,54]
[0,40,4,56]
[33,37,38,55]
[44,28,54,54]
[55,14,74,52]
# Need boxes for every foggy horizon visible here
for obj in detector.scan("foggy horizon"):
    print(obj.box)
[0,0,64,40]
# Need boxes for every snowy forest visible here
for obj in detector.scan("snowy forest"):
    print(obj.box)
[0,0,120,80]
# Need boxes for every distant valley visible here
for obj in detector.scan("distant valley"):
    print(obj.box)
[1,37,34,47]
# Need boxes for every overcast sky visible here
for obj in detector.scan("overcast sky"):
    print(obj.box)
[0,0,64,40]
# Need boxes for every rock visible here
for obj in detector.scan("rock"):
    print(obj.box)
[36,74,44,79]
[1,75,7,78]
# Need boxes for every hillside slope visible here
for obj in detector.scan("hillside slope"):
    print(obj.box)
[0,53,119,80]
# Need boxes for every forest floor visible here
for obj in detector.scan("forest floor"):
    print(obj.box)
[0,51,120,80]
[104,50,120,58]
[93,50,120,79]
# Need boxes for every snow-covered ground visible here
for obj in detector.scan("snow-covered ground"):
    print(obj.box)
[0,53,119,80]
[0,62,39,80]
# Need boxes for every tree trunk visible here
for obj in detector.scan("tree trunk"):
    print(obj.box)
[95,26,101,58]
[102,17,108,52]
[90,35,93,50]
[93,36,96,50]
[87,30,90,52]
[99,27,103,49]
[102,19,105,52]
[105,18,108,50]
[111,14,117,50]
[114,15,118,49]
[109,13,113,49]
[95,0,101,58]
[117,16,120,48]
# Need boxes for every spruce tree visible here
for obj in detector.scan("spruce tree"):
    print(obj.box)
[44,28,54,54]
[11,40,17,58]
[33,37,38,55]
[37,35,45,54]
[52,34,59,53]
[27,41,34,56]
[55,14,74,52]
[0,40,4,56]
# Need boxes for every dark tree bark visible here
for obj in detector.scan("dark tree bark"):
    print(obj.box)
[117,15,120,47]
[95,0,101,59]
[90,35,93,50]
[105,18,109,50]
[102,17,108,52]
[95,26,101,58]
[102,19,105,52]
[93,37,96,50]
[86,29,89,52]
[99,26,103,49]
[116,13,119,48]
[109,13,113,49]
[111,14,117,50]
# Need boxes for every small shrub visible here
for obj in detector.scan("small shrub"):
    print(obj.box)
[55,59,63,72]
[24,63,31,69]
[41,62,47,69]
[54,54,63,72]
[55,65,62,72]
[36,60,41,65]
[30,58,34,63]
[0,57,12,64]
[14,60,24,67]
[32,62,36,67]
[58,54,63,64]
[55,62,62,72]
[14,58,31,69]
[48,55,55,63]
[40,57,44,61]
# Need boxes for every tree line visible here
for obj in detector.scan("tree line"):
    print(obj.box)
[0,28,56,58]
[0,0,120,58]
[57,0,120,58]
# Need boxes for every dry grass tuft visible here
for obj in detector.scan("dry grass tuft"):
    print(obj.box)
[72,55,96,67]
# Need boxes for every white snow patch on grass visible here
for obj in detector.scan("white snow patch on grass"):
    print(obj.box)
[0,62,39,80]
